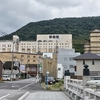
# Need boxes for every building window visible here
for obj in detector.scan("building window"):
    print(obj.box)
[69,57,73,61]
[53,36,55,38]
[70,65,74,68]
[92,60,95,65]
[83,60,85,65]
[58,68,61,70]
[21,55,24,57]
[64,58,67,61]
[56,35,59,38]
[33,60,35,62]
[49,35,52,38]
[33,56,36,58]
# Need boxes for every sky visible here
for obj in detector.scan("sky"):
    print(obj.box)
[0,0,100,35]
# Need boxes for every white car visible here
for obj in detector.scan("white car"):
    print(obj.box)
[2,75,10,81]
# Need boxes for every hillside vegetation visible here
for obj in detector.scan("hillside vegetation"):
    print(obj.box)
[1,16,100,53]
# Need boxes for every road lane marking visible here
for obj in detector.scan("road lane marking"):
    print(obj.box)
[0,94,10,100]
[18,82,36,90]
[18,91,29,100]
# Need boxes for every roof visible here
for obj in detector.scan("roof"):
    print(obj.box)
[74,52,100,60]
[3,61,20,69]
[91,29,100,33]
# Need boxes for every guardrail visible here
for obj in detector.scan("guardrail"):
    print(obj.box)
[64,76,100,100]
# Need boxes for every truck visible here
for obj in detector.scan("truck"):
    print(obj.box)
[57,64,63,81]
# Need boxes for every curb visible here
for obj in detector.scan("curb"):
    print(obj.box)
[18,91,29,100]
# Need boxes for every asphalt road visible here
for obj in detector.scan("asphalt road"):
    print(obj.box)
[0,78,44,100]
[0,78,71,100]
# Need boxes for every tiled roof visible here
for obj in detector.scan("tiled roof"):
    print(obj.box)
[74,52,100,60]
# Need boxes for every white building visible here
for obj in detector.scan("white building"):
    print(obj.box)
[74,52,100,76]
[0,34,72,53]
[58,49,80,75]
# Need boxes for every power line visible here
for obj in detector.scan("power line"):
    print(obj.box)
[0,29,8,37]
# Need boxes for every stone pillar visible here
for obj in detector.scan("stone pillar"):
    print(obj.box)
[83,64,90,100]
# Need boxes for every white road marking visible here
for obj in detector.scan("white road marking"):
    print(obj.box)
[18,82,36,90]
[0,94,10,99]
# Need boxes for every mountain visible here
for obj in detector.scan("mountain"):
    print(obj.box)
[1,16,100,53]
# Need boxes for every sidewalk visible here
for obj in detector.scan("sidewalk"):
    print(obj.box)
[24,91,71,100]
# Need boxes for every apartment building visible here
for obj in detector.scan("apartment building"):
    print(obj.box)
[0,52,42,65]
[0,34,72,53]
[84,29,100,54]
[58,49,80,75]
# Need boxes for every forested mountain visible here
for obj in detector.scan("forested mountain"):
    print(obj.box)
[1,16,100,53]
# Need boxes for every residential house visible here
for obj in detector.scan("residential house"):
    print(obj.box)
[74,52,100,76]
[2,61,20,80]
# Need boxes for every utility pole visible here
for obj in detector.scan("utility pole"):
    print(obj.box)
[10,41,14,81]
[37,41,40,80]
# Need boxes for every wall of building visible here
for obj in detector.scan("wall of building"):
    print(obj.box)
[0,52,42,65]
[42,53,57,79]
[76,59,100,76]
[0,34,72,53]
[58,49,80,75]
[84,29,100,54]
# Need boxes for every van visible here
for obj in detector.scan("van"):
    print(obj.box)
[2,75,11,81]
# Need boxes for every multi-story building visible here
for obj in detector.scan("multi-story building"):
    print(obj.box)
[0,34,72,53]
[84,29,100,54]
[58,49,80,75]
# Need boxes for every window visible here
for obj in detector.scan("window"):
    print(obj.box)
[56,35,59,38]
[33,60,35,62]
[33,56,36,58]
[58,68,61,70]
[64,58,67,61]
[21,55,24,57]
[83,60,85,65]
[92,60,95,65]
[49,35,52,38]
[69,57,73,61]
[53,36,55,38]
[70,65,74,68]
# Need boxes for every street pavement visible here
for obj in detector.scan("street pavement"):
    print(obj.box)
[24,91,71,100]
[0,78,71,100]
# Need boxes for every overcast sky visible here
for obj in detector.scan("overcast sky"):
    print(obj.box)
[0,0,100,34]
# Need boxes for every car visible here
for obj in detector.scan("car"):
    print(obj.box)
[45,76,55,85]
[2,75,10,81]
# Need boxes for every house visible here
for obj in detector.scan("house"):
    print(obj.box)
[74,52,100,76]
[2,61,20,80]
[0,60,3,80]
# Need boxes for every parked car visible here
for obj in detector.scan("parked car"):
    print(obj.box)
[2,75,10,81]
[45,76,55,85]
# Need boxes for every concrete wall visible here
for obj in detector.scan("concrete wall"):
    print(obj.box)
[76,59,100,76]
